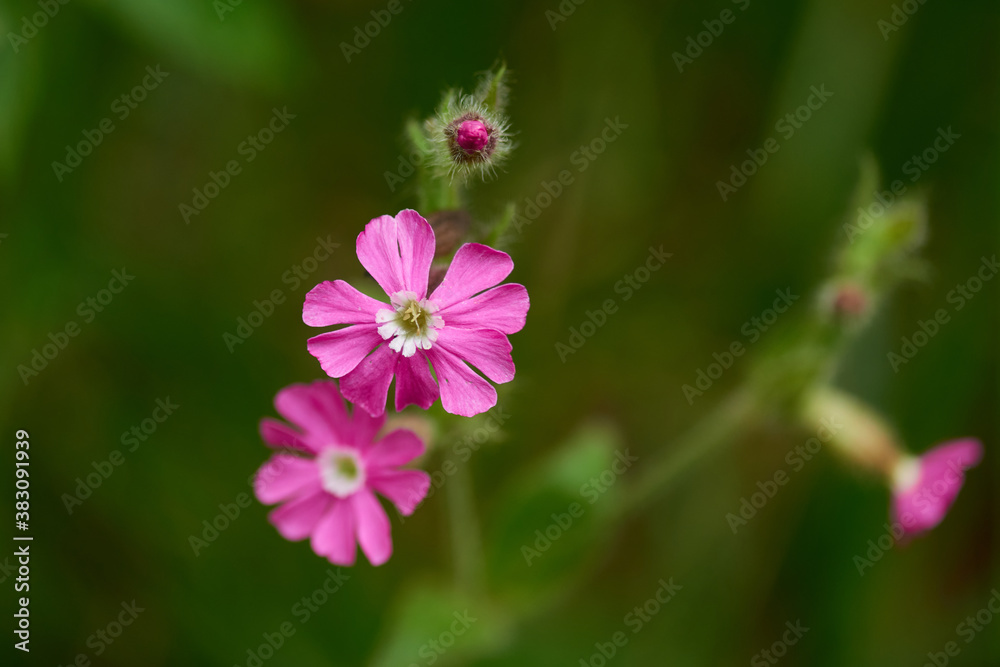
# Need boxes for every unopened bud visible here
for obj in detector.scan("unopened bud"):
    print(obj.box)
[833,282,868,317]
[425,65,513,182]
[818,280,871,327]
[456,119,490,153]
[442,112,504,173]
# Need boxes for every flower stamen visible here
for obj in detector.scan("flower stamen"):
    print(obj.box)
[377,291,443,357]
[318,447,366,498]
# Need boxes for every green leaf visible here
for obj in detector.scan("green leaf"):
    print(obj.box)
[368,582,510,667]
[475,62,509,112]
[0,7,43,184]
[485,422,625,610]
[89,0,301,91]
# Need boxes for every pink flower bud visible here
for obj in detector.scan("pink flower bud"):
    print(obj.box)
[833,282,868,317]
[456,119,490,153]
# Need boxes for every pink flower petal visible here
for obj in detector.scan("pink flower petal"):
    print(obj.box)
[394,352,439,412]
[921,438,983,472]
[268,490,331,541]
[438,283,529,334]
[254,455,321,505]
[435,327,515,384]
[356,215,404,296]
[303,280,386,327]
[430,243,514,310]
[394,209,436,298]
[366,429,426,469]
[369,469,431,516]
[259,417,315,454]
[426,347,497,417]
[311,498,356,566]
[273,381,352,444]
[307,325,383,379]
[356,210,435,298]
[340,343,398,417]
[351,489,393,566]
[892,438,984,536]
[345,406,385,449]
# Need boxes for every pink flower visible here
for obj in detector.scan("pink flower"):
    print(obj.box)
[254,380,430,566]
[304,209,529,417]
[890,438,983,537]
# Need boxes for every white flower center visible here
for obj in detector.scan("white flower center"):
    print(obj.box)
[317,447,366,498]
[891,456,921,493]
[376,291,444,357]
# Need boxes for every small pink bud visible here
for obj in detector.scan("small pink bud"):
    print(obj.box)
[436,108,508,179]
[833,282,868,317]
[456,119,489,153]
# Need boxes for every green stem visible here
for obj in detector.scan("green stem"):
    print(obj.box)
[485,201,517,249]
[421,168,462,214]
[446,460,485,596]
[405,118,463,214]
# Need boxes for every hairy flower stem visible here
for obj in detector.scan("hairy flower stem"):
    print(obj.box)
[406,119,461,214]
[446,456,486,596]
[406,66,515,597]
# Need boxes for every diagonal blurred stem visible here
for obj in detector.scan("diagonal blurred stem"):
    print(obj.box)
[618,313,855,516]
[617,182,929,514]
[617,390,757,518]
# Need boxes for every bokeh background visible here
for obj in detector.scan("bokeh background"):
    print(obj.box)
[1,0,998,665]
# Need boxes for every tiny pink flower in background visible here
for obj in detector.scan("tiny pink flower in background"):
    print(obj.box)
[304,209,529,418]
[255,380,430,566]
[890,438,983,537]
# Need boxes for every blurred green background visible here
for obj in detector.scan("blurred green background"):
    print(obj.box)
[1,0,998,665]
